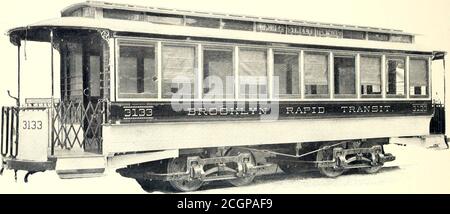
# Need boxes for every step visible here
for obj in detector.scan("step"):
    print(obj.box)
[392,134,448,150]
[54,151,106,179]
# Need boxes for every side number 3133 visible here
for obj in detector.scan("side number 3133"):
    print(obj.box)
[22,120,43,130]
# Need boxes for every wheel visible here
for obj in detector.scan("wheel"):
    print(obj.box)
[167,157,204,192]
[316,144,346,178]
[226,148,256,187]
[359,142,384,174]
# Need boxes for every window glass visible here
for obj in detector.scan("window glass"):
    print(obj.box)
[118,45,157,99]
[343,30,365,40]
[386,58,406,97]
[203,48,234,99]
[390,35,413,43]
[104,9,142,21]
[368,32,390,41]
[360,56,382,98]
[63,43,83,100]
[162,45,196,99]
[334,56,356,97]
[409,58,429,97]
[304,53,329,98]
[222,19,254,31]
[239,49,268,99]
[146,13,184,25]
[186,16,221,28]
[89,56,101,97]
[274,52,300,98]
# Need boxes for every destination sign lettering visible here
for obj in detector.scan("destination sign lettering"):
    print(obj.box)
[255,22,345,39]
[316,28,343,38]
[256,23,286,34]
[287,25,315,36]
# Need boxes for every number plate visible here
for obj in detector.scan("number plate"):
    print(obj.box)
[18,109,49,162]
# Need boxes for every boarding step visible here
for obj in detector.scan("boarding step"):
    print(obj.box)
[392,134,448,149]
[54,150,106,179]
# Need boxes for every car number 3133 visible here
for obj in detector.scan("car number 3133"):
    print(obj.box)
[22,120,43,130]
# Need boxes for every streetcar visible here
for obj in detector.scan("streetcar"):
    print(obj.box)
[1,1,447,192]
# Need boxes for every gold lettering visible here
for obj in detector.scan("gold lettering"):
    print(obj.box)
[187,108,196,116]
[286,107,294,115]
[318,107,326,114]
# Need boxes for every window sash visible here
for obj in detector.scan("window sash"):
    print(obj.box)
[273,52,300,98]
[386,58,406,97]
[203,48,234,98]
[162,45,197,98]
[118,45,157,99]
[409,58,429,97]
[238,49,268,98]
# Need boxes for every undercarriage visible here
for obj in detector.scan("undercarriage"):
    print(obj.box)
[117,140,396,192]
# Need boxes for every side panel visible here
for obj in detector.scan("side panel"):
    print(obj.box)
[103,115,431,154]
[109,101,432,123]
[17,108,49,162]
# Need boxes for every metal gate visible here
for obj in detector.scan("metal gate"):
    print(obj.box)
[1,107,19,158]
[51,100,105,155]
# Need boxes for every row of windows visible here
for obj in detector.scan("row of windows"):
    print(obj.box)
[116,40,429,100]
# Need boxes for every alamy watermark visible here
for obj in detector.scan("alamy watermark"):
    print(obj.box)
[170,75,280,121]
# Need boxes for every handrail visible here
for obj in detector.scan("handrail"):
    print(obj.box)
[1,107,19,158]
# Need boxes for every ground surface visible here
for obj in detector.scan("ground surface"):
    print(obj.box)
[1,138,450,194]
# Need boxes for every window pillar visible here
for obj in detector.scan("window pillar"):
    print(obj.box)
[406,56,410,99]
[356,53,361,99]
[329,52,334,99]
[234,46,239,99]
[381,55,387,99]
[300,50,305,100]
[157,41,162,99]
[268,48,274,99]
[197,44,203,99]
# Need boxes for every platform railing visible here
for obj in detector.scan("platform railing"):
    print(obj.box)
[1,106,19,158]
[51,100,105,155]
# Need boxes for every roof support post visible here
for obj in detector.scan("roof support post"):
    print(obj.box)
[50,29,55,99]
[17,42,21,107]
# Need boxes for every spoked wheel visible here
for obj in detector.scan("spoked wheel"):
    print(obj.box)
[316,144,346,178]
[167,157,204,192]
[226,148,256,187]
[359,142,384,174]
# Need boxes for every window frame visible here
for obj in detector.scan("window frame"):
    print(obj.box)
[385,56,407,98]
[237,47,270,100]
[202,45,236,100]
[409,57,430,99]
[161,42,199,100]
[272,50,301,99]
[113,36,433,102]
[303,50,331,99]
[359,54,383,99]
[333,54,357,99]
[116,39,159,101]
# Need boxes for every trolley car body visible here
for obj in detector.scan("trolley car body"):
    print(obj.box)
[0,1,445,191]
